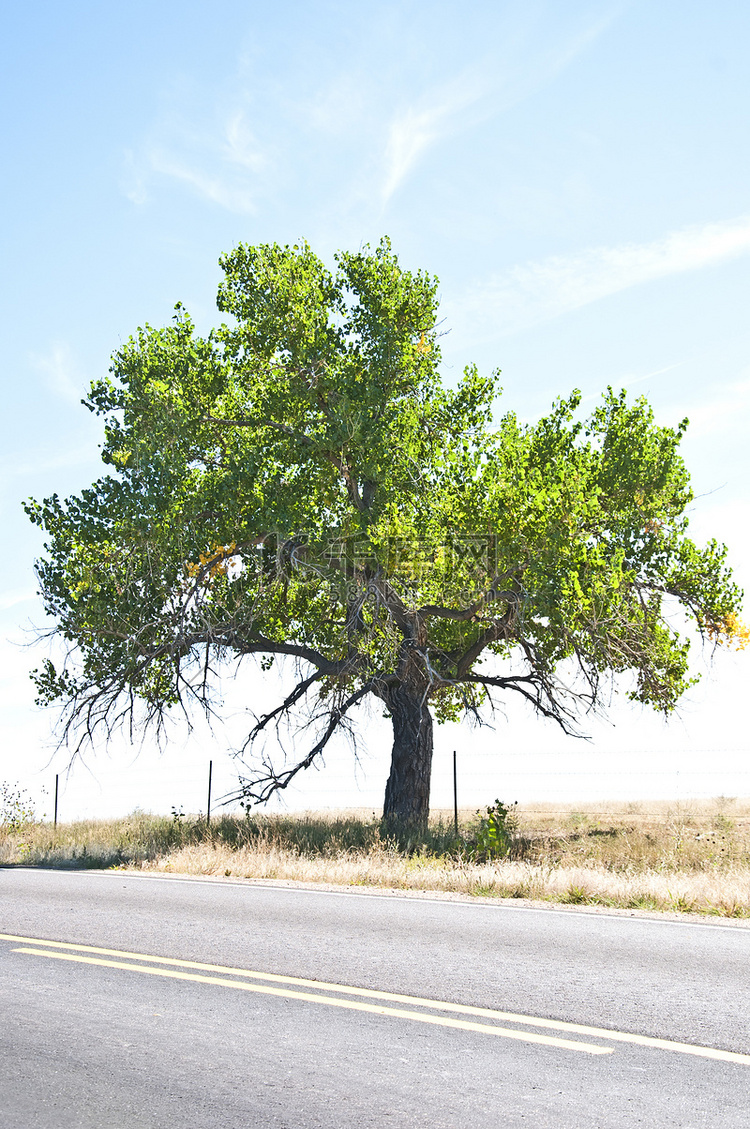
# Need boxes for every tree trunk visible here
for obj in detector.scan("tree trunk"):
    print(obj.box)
[382,684,433,829]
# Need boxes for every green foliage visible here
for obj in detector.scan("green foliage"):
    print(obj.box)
[562,885,592,905]
[25,237,743,810]
[470,800,519,860]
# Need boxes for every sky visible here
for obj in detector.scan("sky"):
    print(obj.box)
[2,0,750,819]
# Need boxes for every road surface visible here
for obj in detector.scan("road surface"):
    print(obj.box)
[2,867,749,1127]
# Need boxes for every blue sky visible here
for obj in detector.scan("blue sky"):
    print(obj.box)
[2,0,750,817]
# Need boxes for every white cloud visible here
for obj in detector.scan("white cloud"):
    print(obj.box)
[381,75,489,204]
[30,342,85,404]
[453,214,750,339]
[222,111,267,173]
[148,148,259,214]
[120,9,618,218]
[124,107,271,215]
[379,9,618,204]
[300,75,367,137]
[121,148,148,206]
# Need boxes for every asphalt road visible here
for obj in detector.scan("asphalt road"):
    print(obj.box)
[2,867,749,1128]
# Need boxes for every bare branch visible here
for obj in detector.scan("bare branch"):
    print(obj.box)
[232,681,374,806]
[465,672,584,734]
[244,671,322,743]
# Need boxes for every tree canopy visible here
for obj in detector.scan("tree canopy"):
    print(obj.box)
[27,238,743,825]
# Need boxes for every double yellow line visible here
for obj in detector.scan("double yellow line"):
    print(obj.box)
[2,932,748,1065]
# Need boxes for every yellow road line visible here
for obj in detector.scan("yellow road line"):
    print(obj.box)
[10,947,610,1055]
[3,932,749,1066]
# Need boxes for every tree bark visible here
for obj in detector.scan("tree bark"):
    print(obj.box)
[382,684,433,829]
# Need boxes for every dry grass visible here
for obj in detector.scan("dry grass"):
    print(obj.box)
[3,800,750,918]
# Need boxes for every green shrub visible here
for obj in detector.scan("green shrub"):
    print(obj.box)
[470,800,519,861]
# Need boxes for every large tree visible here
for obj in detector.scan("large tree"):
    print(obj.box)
[28,239,742,826]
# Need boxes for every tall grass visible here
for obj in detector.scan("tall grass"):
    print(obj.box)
[3,800,750,918]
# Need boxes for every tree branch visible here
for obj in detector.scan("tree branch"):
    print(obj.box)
[203,413,313,448]
[465,672,583,733]
[233,681,374,805]
[244,671,322,742]
[417,571,522,623]
[204,411,369,511]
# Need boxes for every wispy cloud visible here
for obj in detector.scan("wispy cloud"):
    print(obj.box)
[124,109,270,214]
[381,73,490,204]
[380,9,618,204]
[148,149,259,213]
[300,75,368,137]
[578,363,686,406]
[30,342,85,404]
[453,214,750,339]
[121,148,148,206]
[120,8,620,220]
[222,111,268,173]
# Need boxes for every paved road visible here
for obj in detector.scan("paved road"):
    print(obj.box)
[2,867,749,1127]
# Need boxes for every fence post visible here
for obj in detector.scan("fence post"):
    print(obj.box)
[53,774,59,827]
[206,760,213,827]
[453,750,458,837]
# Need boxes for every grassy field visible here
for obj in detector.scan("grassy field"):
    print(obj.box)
[3,799,750,918]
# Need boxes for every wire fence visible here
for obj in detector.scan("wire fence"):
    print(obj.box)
[7,746,750,825]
